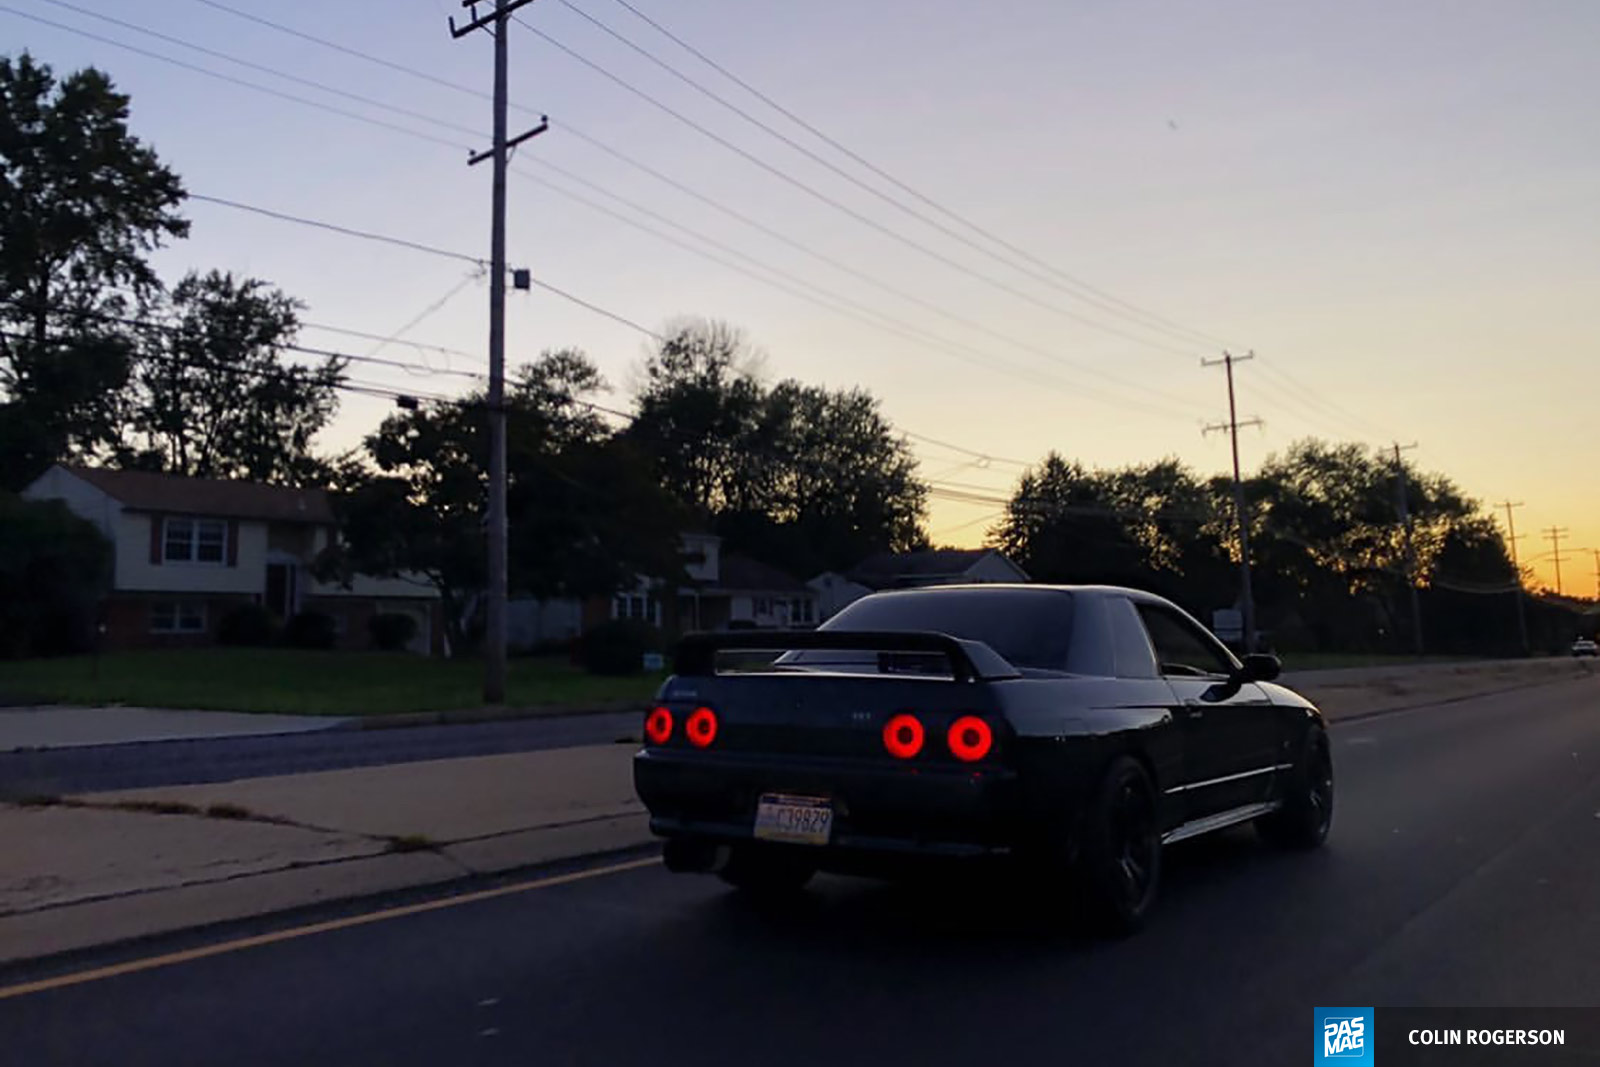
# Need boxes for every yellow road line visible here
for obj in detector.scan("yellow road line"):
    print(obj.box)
[0,855,660,1001]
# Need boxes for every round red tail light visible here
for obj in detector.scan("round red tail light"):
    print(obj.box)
[686,706,718,748]
[947,716,993,762]
[645,707,673,745]
[882,713,925,759]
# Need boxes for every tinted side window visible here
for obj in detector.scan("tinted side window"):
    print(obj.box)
[1135,605,1235,678]
[1106,597,1159,679]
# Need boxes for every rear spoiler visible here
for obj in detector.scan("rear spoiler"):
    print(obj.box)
[672,630,1021,683]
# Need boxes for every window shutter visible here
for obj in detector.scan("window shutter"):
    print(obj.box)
[149,514,163,564]
[227,519,240,566]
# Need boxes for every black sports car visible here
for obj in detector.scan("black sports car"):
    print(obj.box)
[632,584,1333,932]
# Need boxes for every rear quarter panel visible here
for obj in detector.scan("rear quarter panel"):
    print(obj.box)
[995,675,1183,836]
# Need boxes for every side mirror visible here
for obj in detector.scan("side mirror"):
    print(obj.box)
[1237,653,1281,683]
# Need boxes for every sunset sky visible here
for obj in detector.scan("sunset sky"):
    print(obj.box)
[6,0,1596,593]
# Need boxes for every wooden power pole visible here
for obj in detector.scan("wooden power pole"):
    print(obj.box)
[1202,352,1262,653]
[450,0,546,702]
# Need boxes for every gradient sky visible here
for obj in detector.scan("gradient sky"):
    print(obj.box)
[5,0,1597,592]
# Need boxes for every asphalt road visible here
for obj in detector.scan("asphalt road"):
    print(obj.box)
[4,676,1599,1066]
[0,711,640,795]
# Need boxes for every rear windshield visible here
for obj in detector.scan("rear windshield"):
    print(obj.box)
[817,589,1075,670]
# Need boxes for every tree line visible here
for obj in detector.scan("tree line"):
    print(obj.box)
[2,52,1588,658]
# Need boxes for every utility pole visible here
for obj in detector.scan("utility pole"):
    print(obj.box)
[1202,351,1262,653]
[1544,526,1570,597]
[1496,500,1529,655]
[451,0,547,702]
[1592,548,1600,602]
[1390,442,1423,656]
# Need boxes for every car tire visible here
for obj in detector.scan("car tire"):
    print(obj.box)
[1077,756,1163,935]
[1257,728,1334,849]
[718,846,816,896]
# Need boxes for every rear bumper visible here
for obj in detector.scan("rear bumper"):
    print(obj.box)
[633,748,1027,868]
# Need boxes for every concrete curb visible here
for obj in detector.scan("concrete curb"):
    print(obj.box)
[0,813,657,968]
[1320,668,1597,726]
[338,700,649,731]
[0,840,662,982]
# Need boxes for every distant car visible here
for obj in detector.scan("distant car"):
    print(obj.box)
[1572,638,1597,658]
[633,584,1333,934]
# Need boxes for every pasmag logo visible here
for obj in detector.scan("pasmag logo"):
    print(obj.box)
[1315,1007,1374,1065]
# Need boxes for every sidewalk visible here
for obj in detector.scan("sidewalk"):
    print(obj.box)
[0,742,648,964]
[2,655,1593,967]
[1284,656,1595,719]
[0,706,352,752]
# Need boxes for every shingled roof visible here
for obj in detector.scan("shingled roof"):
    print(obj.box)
[714,553,808,593]
[65,466,336,524]
[848,548,1021,589]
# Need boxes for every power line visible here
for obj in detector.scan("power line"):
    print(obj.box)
[0,297,489,383]
[510,162,1203,419]
[186,194,664,338]
[0,326,457,407]
[0,6,473,152]
[299,322,479,362]
[515,153,1208,413]
[513,13,1201,358]
[59,0,1180,409]
[169,0,1397,447]
[38,0,482,141]
[193,0,495,98]
[596,0,1234,353]
[1252,357,1394,441]
[188,194,484,266]
[135,1,1313,432]
[1237,364,1375,443]
[361,271,483,360]
[551,0,1226,354]
[901,431,1030,469]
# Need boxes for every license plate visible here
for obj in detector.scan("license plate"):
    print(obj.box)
[753,793,834,846]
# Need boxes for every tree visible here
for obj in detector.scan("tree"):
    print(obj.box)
[627,319,765,515]
[1249,440,1508,651]
[0,53,188,489]
[0,492,112,657]
[121,271,342,484]
[627,319,927,576]
[326,350,684,653]
[991,453,1155,587]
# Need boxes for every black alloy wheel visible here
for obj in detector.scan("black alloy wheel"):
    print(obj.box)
[1080,756,1163,935]
[1258,729,1334,849]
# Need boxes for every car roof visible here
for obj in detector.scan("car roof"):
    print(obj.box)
[857,583,1172,605]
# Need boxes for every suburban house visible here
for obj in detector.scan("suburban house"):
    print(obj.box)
[809,547,1030,620]
[22,465,441,654]
[507,531,817,647]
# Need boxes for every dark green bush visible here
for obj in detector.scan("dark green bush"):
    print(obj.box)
[578,618,661,676]
[218,603,276,647]
[0,494,111,658]
[368,612,419,651]
[283,610,337,650]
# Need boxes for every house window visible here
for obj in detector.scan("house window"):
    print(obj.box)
[612,593,661,626]
[150,601,206,634]
[164,517,228,564]
[792,598,816,625]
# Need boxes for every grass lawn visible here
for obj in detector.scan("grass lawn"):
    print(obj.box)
[0,649,665,716]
